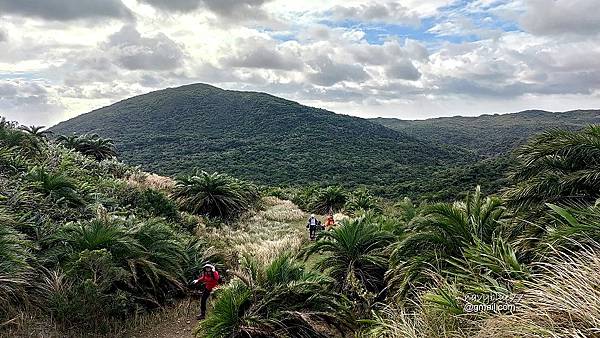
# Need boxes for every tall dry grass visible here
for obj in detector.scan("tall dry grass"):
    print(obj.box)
[201,197,308,265]
[126,172,175,191]
[476,243,600,338]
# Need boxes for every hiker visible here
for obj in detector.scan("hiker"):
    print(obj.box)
[324,211,335,231]
[192,263,220,320]
[307,214,319,240]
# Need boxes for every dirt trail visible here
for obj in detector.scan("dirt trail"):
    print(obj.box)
[126,198,309,338]
[124,300,200,338]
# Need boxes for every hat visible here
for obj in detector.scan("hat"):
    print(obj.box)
[310,214,315,218]
[202,264,215,271]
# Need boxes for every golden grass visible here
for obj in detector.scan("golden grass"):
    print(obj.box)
[476,243,600,338]
[126,172,175,191]
[200,197,308,265]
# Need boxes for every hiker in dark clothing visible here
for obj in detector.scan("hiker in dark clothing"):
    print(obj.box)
[192,264,220,320]
[307,214,319,240]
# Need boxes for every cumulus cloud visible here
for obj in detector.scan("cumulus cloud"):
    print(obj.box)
[330,2,420,25]
[0,0,133,21]
[386,60,421,80]
[521,0,600,36]
[0,80,64,125]
[220,37,302,70]
[1,0,600,126]
[104,25,185,71]
[306,55,370,86]
[139,0,273,21]
[0,29,6,42]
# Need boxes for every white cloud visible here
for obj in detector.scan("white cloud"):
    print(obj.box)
[0,0,133,21]
[330,2,420,25]
[0,79,65,126]
[521,0,600,36]
[0,0,598,126]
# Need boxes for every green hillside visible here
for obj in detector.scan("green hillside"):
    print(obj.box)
[371,109,600,157]
[51,84,468,197]
[51,84,599,200]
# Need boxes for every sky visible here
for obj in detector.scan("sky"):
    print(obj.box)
[1,0,600,126]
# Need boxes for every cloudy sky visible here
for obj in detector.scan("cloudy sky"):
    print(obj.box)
[1,0,599,126]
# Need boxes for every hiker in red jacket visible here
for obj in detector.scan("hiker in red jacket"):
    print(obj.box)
[192,264,220,319]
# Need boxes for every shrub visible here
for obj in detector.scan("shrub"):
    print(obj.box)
[0,215,33,320]
[304,217,394,296]
[172,171,259,221]
[311,186,348,214]
[198,253,352,338]
[345,188,381,215]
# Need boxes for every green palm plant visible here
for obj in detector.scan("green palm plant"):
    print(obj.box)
[26,166,83,206]
[0,122,40,155]
[47,217,187,304]
[19,125,52,139]
[56,134,82,149]
[199,253,352,338]
[394,197,420,224]
[388,186,508,296]
[131,220,188,292]
[172,171,259,221]
[505,125,600,209]
[445,236,530,295]
[311,186,347,214]
[304,217,394,295]
[57,134,117,161]
[77,134,118,161]
[539,203,600,251]
[345,188,381,215]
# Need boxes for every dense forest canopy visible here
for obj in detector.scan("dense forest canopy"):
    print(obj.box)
[51,84,599,201]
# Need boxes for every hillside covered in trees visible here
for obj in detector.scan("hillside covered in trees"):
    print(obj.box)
[50,84,467,197]
[371,109,600,157]
[3,115,600,338]
[51,85,599,200]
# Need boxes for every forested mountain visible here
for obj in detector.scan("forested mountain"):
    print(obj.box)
[51,84,599,199]
[371,109,600,157]
[51,84,467,197]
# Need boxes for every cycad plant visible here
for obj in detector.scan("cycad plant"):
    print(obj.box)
[539,203,600,251]
[0,120,40,156]
[56,134,117,161]
[345,188,381,216]
[199,253,352,338]
[172,171,259,221]
[304,217,394,295]
[26,166,84,206]
[388,186,508,296]
[43,215,189,324]
[19,125,52,139]
[505,125,600,209]
[311,186,347,214]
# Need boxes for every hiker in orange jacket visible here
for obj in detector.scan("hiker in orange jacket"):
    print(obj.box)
[324,212,335,231]
[192,264,220,319]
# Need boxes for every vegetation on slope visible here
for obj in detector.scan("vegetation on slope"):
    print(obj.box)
[49,83,472,199]
[3,114,600,338]
[372,109,600,157]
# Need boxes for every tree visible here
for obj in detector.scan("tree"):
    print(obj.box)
[505,126,600,209]
[388,186,508,296]
[172,171,259,221]
[19,125,52,139]
[304,217,394,295]
[311,186,347,214]
[56,134,117,161]
[199,253,352,338]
